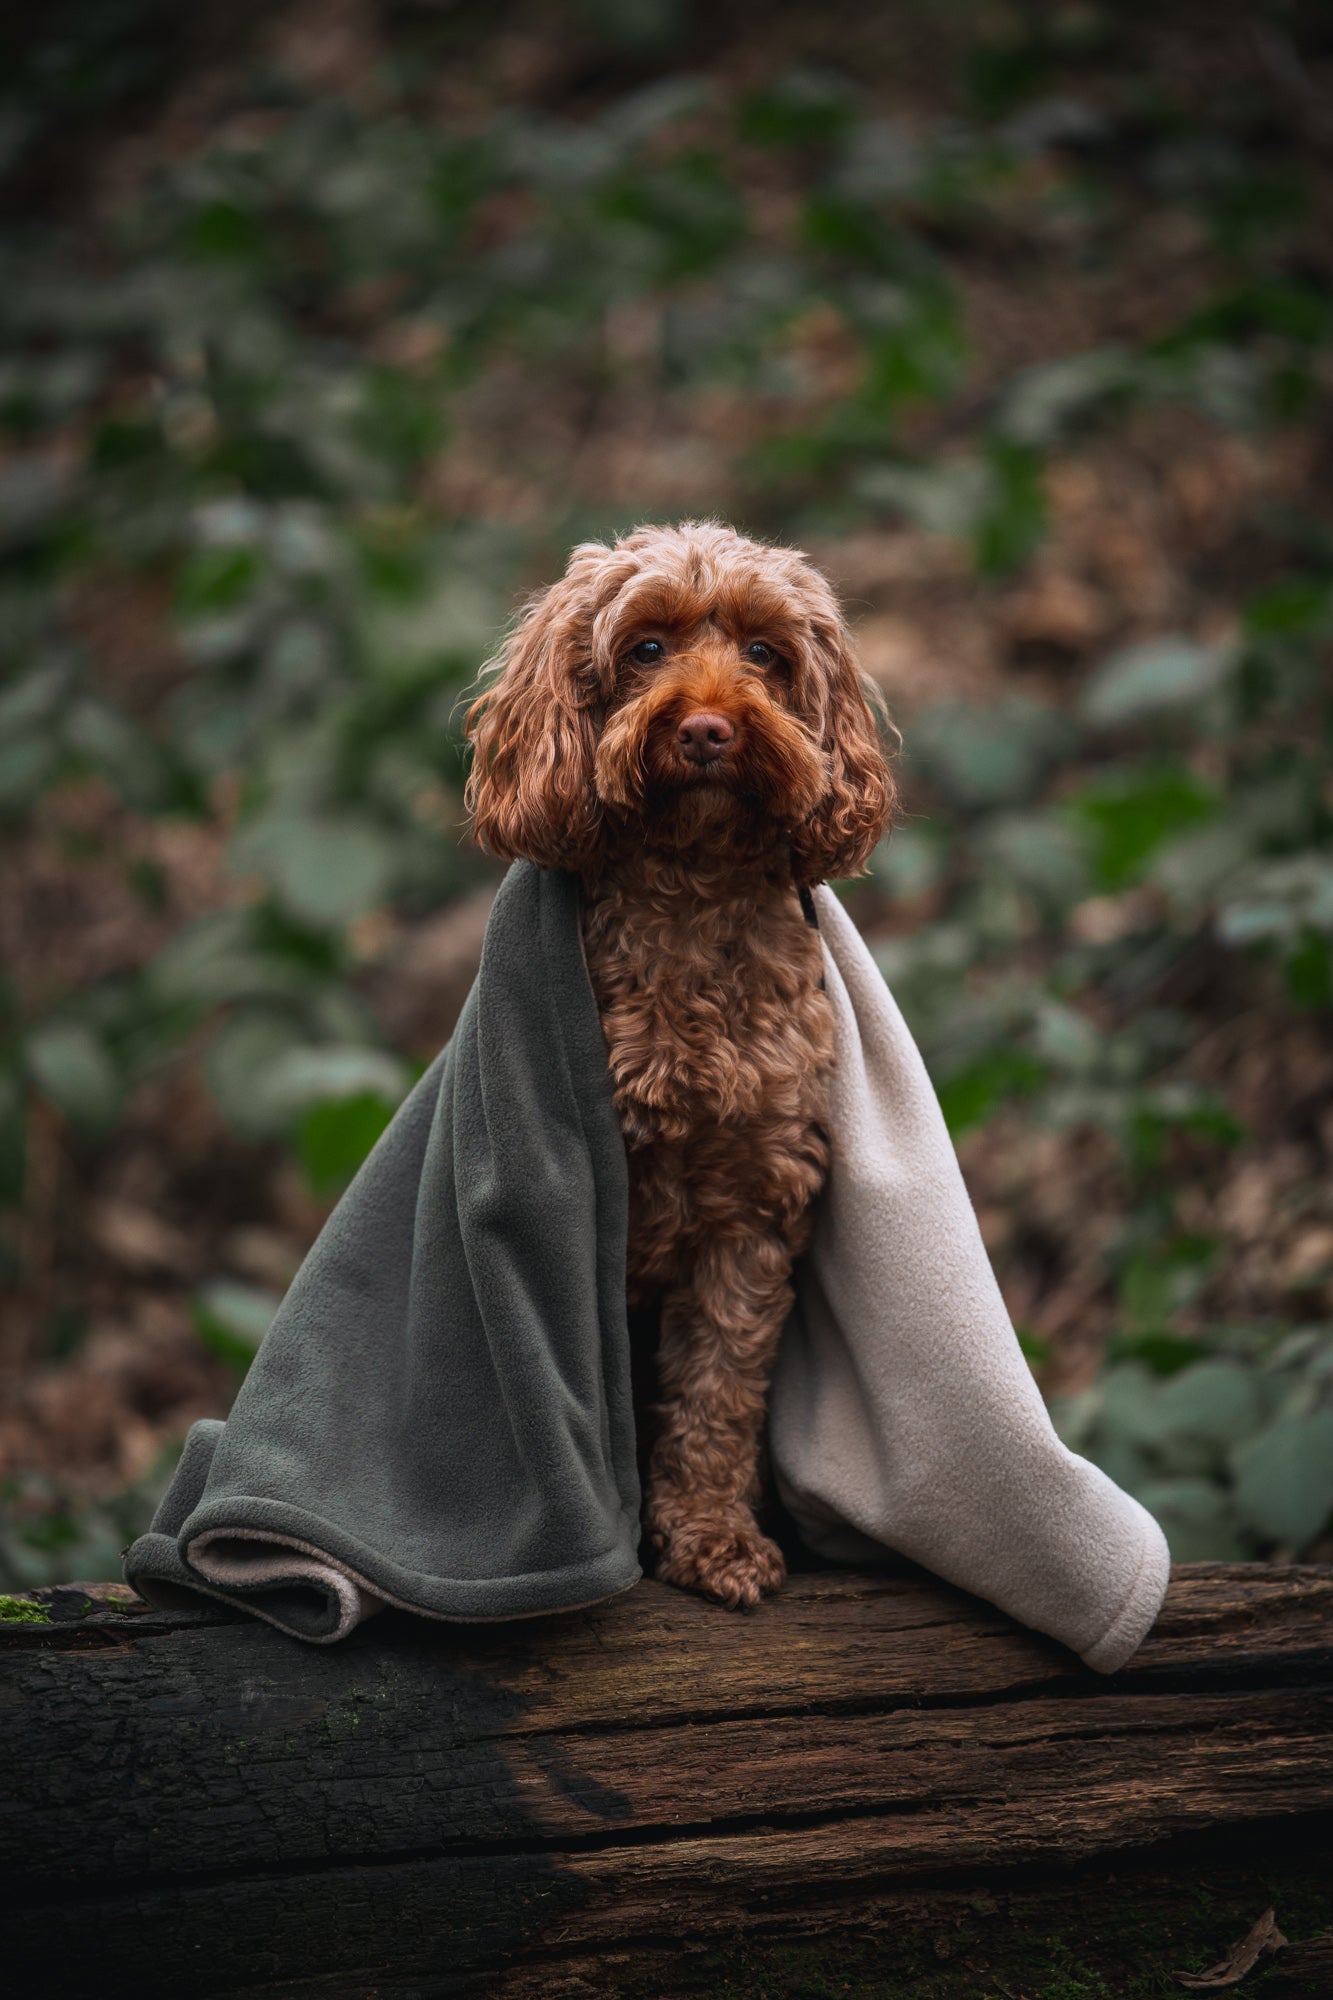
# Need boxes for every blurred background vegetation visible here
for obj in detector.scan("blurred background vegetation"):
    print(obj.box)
[1,0,1331,1588]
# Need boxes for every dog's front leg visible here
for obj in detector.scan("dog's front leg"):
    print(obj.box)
[646,1231,792,1609]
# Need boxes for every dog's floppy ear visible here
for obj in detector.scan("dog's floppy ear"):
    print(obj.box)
[789,616,896,885]
[464,572,602,872]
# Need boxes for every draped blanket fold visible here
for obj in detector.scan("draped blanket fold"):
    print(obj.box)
[126,862,1169,1671]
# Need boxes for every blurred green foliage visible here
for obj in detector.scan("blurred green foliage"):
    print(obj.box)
[875,576,1333,1562]
[0,1459,181,1592]
[1,1,1331,1582]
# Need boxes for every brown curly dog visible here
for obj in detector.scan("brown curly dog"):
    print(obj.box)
[465,521,895,1607]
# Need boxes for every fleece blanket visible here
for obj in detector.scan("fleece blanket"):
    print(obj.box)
[125,861,1169,1670]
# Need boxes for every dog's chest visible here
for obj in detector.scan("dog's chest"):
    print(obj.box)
[581,885,833,1135]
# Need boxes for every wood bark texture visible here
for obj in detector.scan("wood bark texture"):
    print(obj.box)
[2,1562,1330,1998]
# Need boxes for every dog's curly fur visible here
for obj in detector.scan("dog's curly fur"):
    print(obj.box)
[465,522,895,1607]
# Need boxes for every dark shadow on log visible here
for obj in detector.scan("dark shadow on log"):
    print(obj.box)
[2,1564,1331,1997]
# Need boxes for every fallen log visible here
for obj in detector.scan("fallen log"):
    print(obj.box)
[3,1562,1331,1998]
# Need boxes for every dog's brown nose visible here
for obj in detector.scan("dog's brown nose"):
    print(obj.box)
[677,712,735,764]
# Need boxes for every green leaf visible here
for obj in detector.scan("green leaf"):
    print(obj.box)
[0,656,74,736]
[63,697,185,812]
[352,367,446,470]
[0,732,57,814]
[966,31,1052,117]
[231,813,400,927]
[151,911,318,1011]
[1126,1088,1245,1171]
[297,1092,397,1194]
[1071,764,1219,891]
[1079,638,1231,730]
[984,811,1089,913]
[1118,1236,1218,1333]
[193,1281,281,1374]
[1286,929,1333,1009]
[601,150,745,280]
[601,77,710,149]
[868,824,949,900]
[861,287,966,413]
[261,1044,409,1115]
[1032,999,1101,1074]
[937,1048,1046,1135]
[363,572,504,681]
[1244,578,1333,639]
[184,199,268,267]
[1150,820,1255,907]
[995,348,1133,448]
[1108,1331,1205,1379]
[205,1013,311,1139]
[1217,854,1333,948]
[803,194,898,269]
[857,457,989,538]
[1136,1479,1249,1563]
[25,1023,120,1132]
[1231,1411,1333,1549]
[1086,1429,1156,1500]
[175,545,263,617]
[90,416,158,472]
[1096,1362,1179,1449]
[1154,1361,1269,1449]
[740,69,854,147]
[973,437,1045,577]
[1168,279,1333,351]
[908,697,1073,810]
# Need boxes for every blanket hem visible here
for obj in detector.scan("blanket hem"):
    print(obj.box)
[182,1492,641,1610]
[190,1523,643,1635]
[130,1486,641,1630]
[129,1526,641,1631]
[1077,1511,1171,1674]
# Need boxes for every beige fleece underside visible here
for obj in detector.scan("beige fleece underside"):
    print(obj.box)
[768,887,1170,1674]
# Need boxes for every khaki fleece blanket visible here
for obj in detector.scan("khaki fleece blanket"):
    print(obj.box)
[125,862,1169,1670]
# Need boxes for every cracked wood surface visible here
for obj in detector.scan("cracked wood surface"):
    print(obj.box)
[3,1563,1331,1998]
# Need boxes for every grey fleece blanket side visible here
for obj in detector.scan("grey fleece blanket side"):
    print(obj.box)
[125,862,642,1640]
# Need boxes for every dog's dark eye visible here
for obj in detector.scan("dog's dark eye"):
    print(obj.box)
[630,639,666,665]
[746,641,777,667]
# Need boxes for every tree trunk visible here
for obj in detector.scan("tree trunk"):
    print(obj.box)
[3,1563,1331,1998]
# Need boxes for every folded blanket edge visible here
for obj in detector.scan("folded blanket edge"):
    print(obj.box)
[1077,1506,1172,1673]
[124,1488,643,1634]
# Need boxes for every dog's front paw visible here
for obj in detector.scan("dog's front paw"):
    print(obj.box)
[653,1515,787,1610]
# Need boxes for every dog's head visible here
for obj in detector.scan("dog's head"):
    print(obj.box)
[464,521,894,882]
